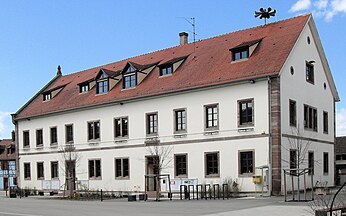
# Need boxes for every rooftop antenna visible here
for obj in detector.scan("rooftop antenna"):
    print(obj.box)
[255,7,276,25]
[177,17,197,52]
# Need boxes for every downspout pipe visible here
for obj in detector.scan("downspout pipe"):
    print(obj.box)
[268,76,272,196]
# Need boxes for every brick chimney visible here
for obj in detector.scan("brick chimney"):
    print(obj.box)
[179,32,188,45]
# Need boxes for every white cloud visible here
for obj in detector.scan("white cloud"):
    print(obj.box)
[314,0,329,9]
[0,111,12,138]
[290,0,346,21]
[336,108,346,136]
[290,0,312,12]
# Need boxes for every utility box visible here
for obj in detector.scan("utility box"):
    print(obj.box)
[252,175,263,184]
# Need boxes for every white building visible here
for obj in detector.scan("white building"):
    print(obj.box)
[12,14,339,195]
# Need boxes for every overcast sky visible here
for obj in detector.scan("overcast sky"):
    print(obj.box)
[1,0,346,138]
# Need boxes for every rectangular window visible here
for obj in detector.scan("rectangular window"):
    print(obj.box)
[160,65,173,76]
[124,74,136,89]
[290,149,297,175]
[24,162,31,180]
[115,158,129,179]
[36,129,43,147]
[289,100,297,127]
[306,62,314,84]
[323,152,329,174]
[308,151,314,175]
[51,161,59,179]
[205,104,219,130]
[175,154,188,177]
[323,111,328,134]
[146,113,158,135]
[79,83,89,93]
[65,124,74,143]
[174,109,187,133]
[239,151,254,175]
[88,121,100,140]
[43,93,51,101]
[89,159,101,179]
[114,117,128,138]
[96,79,109,94]
[37,162,44,180]
[205,152,219,177]
[304,105,317,131]
[50,127,58,145]
[232,48,249,61]
[238,99,254,126]
[23,131,30,148]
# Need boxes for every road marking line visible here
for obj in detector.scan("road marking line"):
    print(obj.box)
[0,212,43,216]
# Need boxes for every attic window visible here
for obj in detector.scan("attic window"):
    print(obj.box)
[43,93,51,101]
[160,64,173,76]
[80,83,89,93]
[230,39,262,62]
[96,73,109,94]
[232,48,249,61]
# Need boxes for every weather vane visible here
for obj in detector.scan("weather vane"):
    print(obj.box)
[255,7,276,25]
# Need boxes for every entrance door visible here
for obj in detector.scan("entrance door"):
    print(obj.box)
[146,156,159,192]
[65,160,76,190]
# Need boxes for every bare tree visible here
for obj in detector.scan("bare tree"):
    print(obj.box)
[282,125,314,201]
[60,145,81,198]
[146,140,173,201]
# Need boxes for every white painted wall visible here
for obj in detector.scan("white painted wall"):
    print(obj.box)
[280,20,335,190]
[17,80,270,192]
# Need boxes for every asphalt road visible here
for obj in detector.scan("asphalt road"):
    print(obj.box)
[0,196,311,216]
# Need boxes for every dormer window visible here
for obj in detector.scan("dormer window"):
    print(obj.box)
[43,93,51,101]
[80,83,89,93]
[96,73,109,94]
[230,39,262,62]
[123,65,137,89]
[160,64,173,76]
[233,47,249,61]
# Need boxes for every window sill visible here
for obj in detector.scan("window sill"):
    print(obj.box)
[121,86,136,91]
[173,134,187,138]
[237,127,254,133]
[36,145,44,149]
[51,177,59,180]
[37,178,45,180]
[239,173,254,178]
[96,92,109,96]
[114,139,128,144]
[231,58,249,64]
[89,177,102,180]
[304,127,318,132]
[24,178,31,181]
[65,142,74,145]
[238,123,254,128]
[50,143,58,147]
[204,131,219,136]
[175,175,188,179]
[159,74,173,78]
[23,146,30,150]
[205,174,220,178]
[115,177,130,180]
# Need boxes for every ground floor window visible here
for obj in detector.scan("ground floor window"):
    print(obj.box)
[37,162,44,180]
[51,161,59,179]
[323,152,329,174]
[115,158,129,179]
[239,150,254,176]
[175,154,188,177]
[24,162,31,180]
[205,152,219,177]
[89,159,101,179]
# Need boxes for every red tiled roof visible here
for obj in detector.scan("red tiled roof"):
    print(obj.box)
[14,14,310,120]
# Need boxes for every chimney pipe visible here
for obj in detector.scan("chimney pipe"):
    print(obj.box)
[11,130,15,141]
[179,32,188,45]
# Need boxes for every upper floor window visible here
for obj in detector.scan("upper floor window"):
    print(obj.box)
[289,100,297,127]
[160,64,173,76]
[36,129,43,147]
[304,104,317,131]
[43,93,51,101]
[65,124,74,144]
[79,83,89,93]
[96,73,109,94]
[146,113,158,135]
[23,131,30,148]
[123,74,136,89]
[88,121,100,141]
[306,62,314,84]
[205,104,219,131]
[232,47,249,61]
[114,117,128,138]
[50,127,58,145]
[174,109,186,133]
[238,99,254,127]
[323,111,328,134]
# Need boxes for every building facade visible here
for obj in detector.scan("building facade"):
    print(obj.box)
[0,137,17,190]
[335,136,346,185]
[12,14,339,195]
